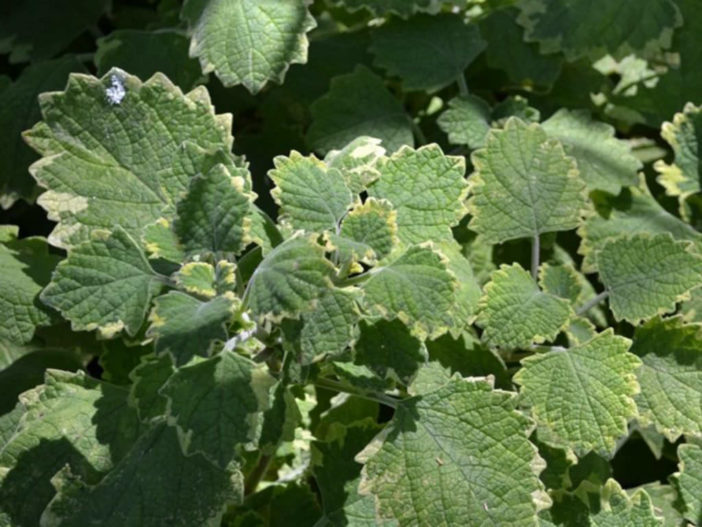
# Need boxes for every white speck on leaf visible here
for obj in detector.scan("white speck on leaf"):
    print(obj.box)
[105,75,126,105]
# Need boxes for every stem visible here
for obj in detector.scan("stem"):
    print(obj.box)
[456,73,469,96]
[576,291,609,316]
[244,454,272,495]
[315,377,398,409]
[335,269,375,287]
[411,120,427,145]
[615,71,663,95]
[531,234,540,281]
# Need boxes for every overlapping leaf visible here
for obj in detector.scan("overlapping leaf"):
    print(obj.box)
[515,330,640,456]
[368,144,467,245]
[630,316,702,441]
[181,0,316,93]
[324,136,386,194]
[332,0,431,17]
[468,118,587,244]
[596,233,702,323]
[478,263,571,348]
[589,479,663,526]
[331,198,398,265]
[674,444,702,524]
[358,378,549,525]
[41,227,162,337]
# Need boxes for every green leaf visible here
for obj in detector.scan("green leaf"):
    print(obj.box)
[96,29,204,91]
[174,163,253,257]
[128,354,174,423]
[368,144,467,245]
[514,330,640,456]
[628,483,684,527]
[517,0,681,61]
[0,239,58,344]
[0,0,109,62]
[270,152,354,233]
[0,371,143,527]
[477,263,572,349]
[162,350,274,468]
[358,378,549,525]
[332,0,431,17]
[41,227,162,338]
[299,288,361,363]
[25,69,232,248]
[308,66,413,155]
[174,262,218,298]
[147,291,236,366]
[589,479,663,526]
[630,316,702,441]
[539,262,605,324]
[143,218,185,263]
[468,118,587,244]
[480,7,562,88]
[674,443,702,524]
[41,423,242,527]
[246,236,335,321]
[436,241,482,334]
[181,0,316,93]
[655,103,701,205]
[353,319,427,385]
[597,233,702,323]
[332,198,398,265]
[578,183,702,273]
[324,136,386,195]
[369,14,485,92]
[0,57,84,208]
[541,109,641,194]
[360,245,455,339]
[437,95,491,150]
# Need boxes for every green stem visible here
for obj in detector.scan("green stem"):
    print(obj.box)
[315,377,399,409]
[335,269,375,287]
[531,234,540,281]
[244,454,272,496]
[615,71,664,95]
[456,73,469,96]
[576,291,609,316]
[411,120,427,145]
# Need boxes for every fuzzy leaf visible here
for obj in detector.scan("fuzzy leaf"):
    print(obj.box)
[517,0,681,60]
[24,69,232,248]
[41,423,242,527]
[597,233,702,323]
[436,241,482,334]
[589,479,663,526]
[437,95,492,150]
[368,144,467,245]
[174,262,217,298]
[40,227,162,337]
[333,198,398,265]
[246,236,335,321]
[631,316,702,441]
[675,443,702,524]
[174,163,252,256]
[147,291,236,366]
[541,109,641,194]
[324,137,386,195]
[270,152,353,233]
[128,355,174,423]
[468,118,587,244]
[308,66,413,155]
[361,245,455,339]
[162,350,274,468]
[332,0,431,17]
[514,330,640,456]
[358,378,548,525]
[478,263,572,349]
[370,14,485,92]
[181,0,316,93]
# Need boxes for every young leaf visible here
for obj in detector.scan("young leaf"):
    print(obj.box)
[369,14,486,93]
[269,152,353,233]
[518,0,682,60]
[588,479,663,526]
[324,136,386,194]
[468,118,587,244]
[40,227,163,338]
[147,291,236,366]
[308,66,413,155]
[674,443,702,524]
[181,0,316,93]
[246,236,335,321]
[41,423,242,527]
[173,262,218,298]
[368,144,467,245]
[143,218,185,263]
[477,263,572,349]
[360,245,455,339]
[541,109,641,194]
[596,233,702,324]
[630,316,702,441]
[332,198,398,265]
[358,378,549,525]
[24,69,232,248]
[174,163,252,257]
[162,350,274,468]
[514,330,640,456]
[437,95,492,150]
[655,103,701,205]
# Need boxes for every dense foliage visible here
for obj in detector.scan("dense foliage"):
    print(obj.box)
[0,0,701,525]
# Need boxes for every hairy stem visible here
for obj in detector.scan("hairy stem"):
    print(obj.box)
[576,290,609,316]
[531,234,540,281]
[315,376,399,409]
[457,73,469,96]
